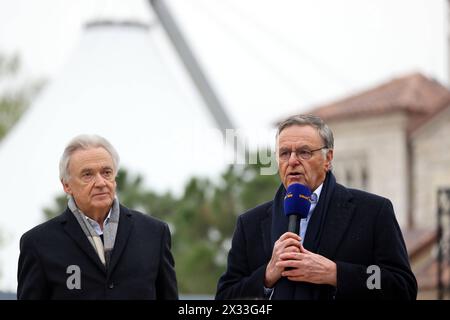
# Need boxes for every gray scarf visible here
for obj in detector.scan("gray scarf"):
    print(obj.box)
[68,196,120,268]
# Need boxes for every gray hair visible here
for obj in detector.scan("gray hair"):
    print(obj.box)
[59,134,120,183]
[276,114,334,150]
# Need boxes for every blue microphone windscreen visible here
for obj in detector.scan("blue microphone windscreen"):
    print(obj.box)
[284,183,312,219]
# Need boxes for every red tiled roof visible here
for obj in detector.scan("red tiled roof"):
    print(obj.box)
[307,73,450,133]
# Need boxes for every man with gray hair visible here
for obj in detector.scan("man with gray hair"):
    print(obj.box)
[17,134,178,299]
[216,114,417,300]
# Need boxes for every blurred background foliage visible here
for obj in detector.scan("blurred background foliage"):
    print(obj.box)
[0,52,44,283]
[0,53,45,141]
[43,156,280,295]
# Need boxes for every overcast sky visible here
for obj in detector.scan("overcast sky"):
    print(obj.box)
[0,0,447,128]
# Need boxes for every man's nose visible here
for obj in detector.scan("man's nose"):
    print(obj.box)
[93,173,107,186]
[288,151,300,166]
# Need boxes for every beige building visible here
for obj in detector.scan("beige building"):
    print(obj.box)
[304,73,450,297]
[308,73,450,230]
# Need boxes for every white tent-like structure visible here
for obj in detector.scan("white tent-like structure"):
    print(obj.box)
[0,17,237,291]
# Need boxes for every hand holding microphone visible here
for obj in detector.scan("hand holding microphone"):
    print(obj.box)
[276,183,337,286]
[264,183,312,287]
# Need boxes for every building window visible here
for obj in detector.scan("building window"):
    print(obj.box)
[333,151,369,191]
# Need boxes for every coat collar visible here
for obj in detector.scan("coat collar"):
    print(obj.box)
[60,205,135,275]
[107,205,134,276]
[60,208,106,273]
[260,204,273,259]
[316,183,355,259]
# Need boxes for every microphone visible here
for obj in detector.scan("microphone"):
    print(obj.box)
[284,183,312,236]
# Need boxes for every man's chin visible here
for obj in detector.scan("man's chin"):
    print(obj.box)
[92,199,113,209]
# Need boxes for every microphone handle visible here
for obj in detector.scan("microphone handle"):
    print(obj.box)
[286,215,301,271]
[288,214,300,235]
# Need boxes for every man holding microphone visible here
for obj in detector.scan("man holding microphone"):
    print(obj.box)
[216,114,416,300]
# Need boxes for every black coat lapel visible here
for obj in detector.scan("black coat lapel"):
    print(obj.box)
[302,172,336,252]
[260,204,272,259]
[107,205,134,276]
[270,184,287,246]
[61,209,106,273]
[316,184,355,259]
[305,183,356,300]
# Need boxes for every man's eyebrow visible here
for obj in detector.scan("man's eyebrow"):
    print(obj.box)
[279,145,311,150]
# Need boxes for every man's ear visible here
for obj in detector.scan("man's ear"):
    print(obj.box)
[326,149,334,171]
[61,179,71,194]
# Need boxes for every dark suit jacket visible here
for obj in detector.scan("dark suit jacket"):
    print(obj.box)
[17,205,178,300]
[215,178,417,300]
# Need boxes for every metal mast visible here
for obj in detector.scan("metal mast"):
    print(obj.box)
[149,0,235,134]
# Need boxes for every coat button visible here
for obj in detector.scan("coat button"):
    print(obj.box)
[108,283,114,289]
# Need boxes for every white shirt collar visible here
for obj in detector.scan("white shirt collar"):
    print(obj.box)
[84,209,112,235]
[299,182,324,244]
[311,182,324,204]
